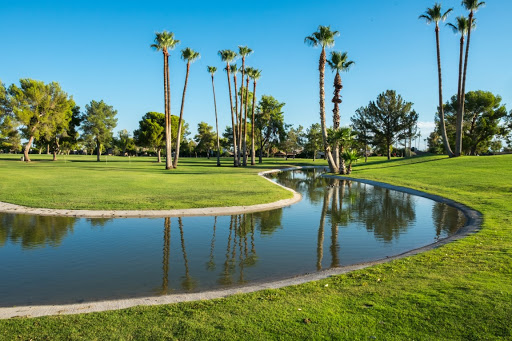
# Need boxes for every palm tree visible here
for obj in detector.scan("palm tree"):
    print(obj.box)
[447,16,474,124]
[341,150,359,174]
[174,47,200,168]
[218,50,239,166]
[305,25,340,173]
[247,67,261,165]
[327,51,354,171]
[242,69,250,166]
[208,66,221,167]
[419,4,454,157]
[457,0,485,156]
[151,31,180,169]
[238,46,253,166]
[229,64,241,164]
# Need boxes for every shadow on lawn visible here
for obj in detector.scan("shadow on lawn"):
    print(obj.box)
[352,155,447,171]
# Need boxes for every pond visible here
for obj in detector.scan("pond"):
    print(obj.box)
[0,169,466,307]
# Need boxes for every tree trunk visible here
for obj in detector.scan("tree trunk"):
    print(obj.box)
[233,72,240,165]
[226,64,239,167]
[456,11,474,157]
[24,136,34,162]
[387,140,391,160]
[157,148,161,163]
[173,61,191,168]
[164,52,173,169]
[259,135,263,164]
[313,149,316,161]
[435,25,454,157]
[250,80,257,165]
[239,58,246,167]
[211,75,221,167]
[319,48,338,173]
[332,71,342,170]
[96,139,101,162]
[242,75,250,166]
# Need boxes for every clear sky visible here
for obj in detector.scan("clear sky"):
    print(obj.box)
[1,0,511,149]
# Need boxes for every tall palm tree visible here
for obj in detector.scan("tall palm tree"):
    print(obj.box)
[242,70,250,166]
[229,64,241,164]
[218,50,239,166]
[151,31,180,169]
[457,0,485,156]
[447,16,474,122]
[327,51,354,172]
[419,4,454,157]
[247,67,261,165]
[305,25,340,173]
[238,46,253,166]
[208,66,222,167]
[174,47,200,168]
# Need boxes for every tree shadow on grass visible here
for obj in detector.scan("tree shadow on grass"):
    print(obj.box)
[352,155,448,171]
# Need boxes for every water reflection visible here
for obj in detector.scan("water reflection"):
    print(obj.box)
[0,169,467,306]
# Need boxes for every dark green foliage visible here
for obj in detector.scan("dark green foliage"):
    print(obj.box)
[304,123,322,160]
[194,122,216,157]
[81,100,118,161]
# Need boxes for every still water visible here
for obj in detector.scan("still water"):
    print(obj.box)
[0,169,466,306]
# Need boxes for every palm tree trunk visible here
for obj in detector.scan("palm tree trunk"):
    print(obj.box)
[173,61,191,168]
[332,71,342,170]
[164,52,173,169]
[319,48,338,173]
[250,80,257,165]
[233,73,240,165]
[243,76,250,166]
[211,75,221,167]
[457,35,464,109]
[226,64,239,167]
[456,11,474,157]
[239,58,246,166]
[435,25,454,157]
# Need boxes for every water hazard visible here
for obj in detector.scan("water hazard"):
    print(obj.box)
[0,169,466,306]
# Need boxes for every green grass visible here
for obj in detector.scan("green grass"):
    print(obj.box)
[0,154,319,210]
[1,154,511,340]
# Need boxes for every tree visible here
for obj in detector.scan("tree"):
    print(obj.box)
[194,122,216,158]
[9,79,74,162]
[207,66,221,167]
[255,95,286,163]
[134,112,165,162]
[362,90,413,160]
[151,31,180,169]
[60,105,82,155]
[81,100,118,161]
[305,25,340,173]
[457,0,486,156]
[247,67,261,165]
[328,126,356,174]
[174,47,200,168]
[341,150,359,174]
[0,81,21,153]
[351,107,372,162]
[443,90,507,155]
[230,64,241,164]
[218,49,239,166]
[419,4,454,157]
[401,110,419,157]
[305,123,322,161]
[327,51,354,168]
[238,46,253,166]
[114,129,136,156]
[280,125,305,160]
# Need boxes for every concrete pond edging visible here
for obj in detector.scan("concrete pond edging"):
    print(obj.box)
[0,166,482,319]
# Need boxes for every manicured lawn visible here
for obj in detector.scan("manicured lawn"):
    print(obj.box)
[0,155,318,210]
[1,154,511,340]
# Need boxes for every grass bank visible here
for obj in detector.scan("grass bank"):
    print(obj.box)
[0,155,317,210]
[1,154,511,340]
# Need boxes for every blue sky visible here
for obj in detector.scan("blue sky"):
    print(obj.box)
[1,0,511,149]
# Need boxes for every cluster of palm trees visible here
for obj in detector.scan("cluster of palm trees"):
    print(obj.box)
[151,31,200,169]
[305,25,354,174]
[214,47,261,167]
[420,0,485,157]
[152,32,262,169]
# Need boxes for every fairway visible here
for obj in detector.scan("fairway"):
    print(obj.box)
[1,154,511,340]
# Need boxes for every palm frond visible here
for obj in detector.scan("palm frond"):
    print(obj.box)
[181,47,200,63]
[207,66,217,75]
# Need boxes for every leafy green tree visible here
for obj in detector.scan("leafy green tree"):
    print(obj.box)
[361,90,413,160]
[134,112,165,162]
[350,107,372,162]
[218,49,239,166]
[0,81,21,153]
[194,122,216,158]
[9,79,74,162]
[443,90,507,155]
[114,129,136,156]
[151,31,180,169]
[305,25,340,173]
[280,125,305,160]
[81,100,118,161]
[327,51,354,168]
[305,123,322,161]
[60,105,82,155]
[255,95,286,163]
[174,47,200,168]
[207,66,221,166]
[419,4,454,157]
[401,110,419,156]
